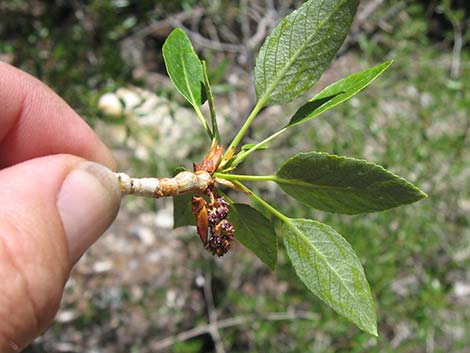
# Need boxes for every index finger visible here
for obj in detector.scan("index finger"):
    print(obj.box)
[0,61,115,169]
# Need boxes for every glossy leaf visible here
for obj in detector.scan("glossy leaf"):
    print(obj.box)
[163,28,205,108]
[229,203,277,270]
[289,60,393,127]
[282,218,377,335]
[254,0,358,105]
[173,194,195,228]
[276,152,427,214]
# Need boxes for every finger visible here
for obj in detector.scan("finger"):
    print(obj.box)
[0,61,115,169]
[0,155,121,352]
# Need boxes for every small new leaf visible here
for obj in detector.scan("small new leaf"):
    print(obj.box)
[282,218,377,335]
[276,152,427,214]
[229,203,277,270]
[289,60,393,127]
[163,28,205,108]
[254,0,358,105]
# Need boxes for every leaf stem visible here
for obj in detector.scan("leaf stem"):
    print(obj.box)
[225,97,267,156]
[194,105,213,139]
[231,180,289,223]
[214,172,275,182]
[230,126,289,167]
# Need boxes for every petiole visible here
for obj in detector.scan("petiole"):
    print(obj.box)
[231,180,290,223]
[213,173,276,182]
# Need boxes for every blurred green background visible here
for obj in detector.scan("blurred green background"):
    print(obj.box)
[1,0,469,352]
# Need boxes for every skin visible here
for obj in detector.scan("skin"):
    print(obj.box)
[0,62,121,351]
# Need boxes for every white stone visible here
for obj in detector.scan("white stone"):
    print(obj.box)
[97,92,123,116]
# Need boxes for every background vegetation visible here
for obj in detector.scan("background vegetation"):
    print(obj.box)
[1,0,469,352]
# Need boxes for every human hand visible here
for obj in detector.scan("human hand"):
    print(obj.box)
[0,62,122,352]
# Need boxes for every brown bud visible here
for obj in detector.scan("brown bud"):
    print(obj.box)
[193,144,224,174]
[192,196,208,246]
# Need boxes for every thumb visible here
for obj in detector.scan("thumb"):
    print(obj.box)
[0,155,121,352]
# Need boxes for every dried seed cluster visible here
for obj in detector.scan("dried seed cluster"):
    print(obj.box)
[206,196,235,257]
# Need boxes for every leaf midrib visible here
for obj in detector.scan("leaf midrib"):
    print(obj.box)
[178,41,198,107]
[289,60,393,127]
[285,218,374,329]
[275,176,366,192]
[275,171,425,196]
[312,61,393,103]
[260,0,345,103]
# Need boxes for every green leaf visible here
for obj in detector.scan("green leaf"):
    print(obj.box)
[254,0,358,105]
[229,203,278,270]
[276,152,427,214]
[163,28,205,108]
[289,60,393,127]
[173,194,195,228]
[282,218,377,335]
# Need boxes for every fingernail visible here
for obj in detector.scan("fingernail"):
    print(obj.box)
[57,162,121,264]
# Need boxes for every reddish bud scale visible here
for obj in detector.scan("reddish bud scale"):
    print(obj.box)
[192,192,235,257]
[192,143,235,257]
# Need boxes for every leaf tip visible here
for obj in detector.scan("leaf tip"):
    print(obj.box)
[163,27,183,47]
[418,189,428,200]
[171,27,185,35]
[368,326,379,337]
[368,319,379,336]
[408,183,428,203]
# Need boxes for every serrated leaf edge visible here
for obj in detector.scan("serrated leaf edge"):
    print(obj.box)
[256,0,351,104]
[283,218,378,335]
